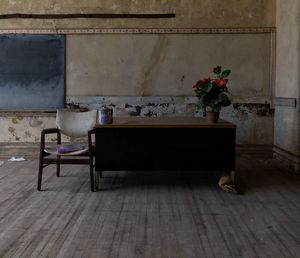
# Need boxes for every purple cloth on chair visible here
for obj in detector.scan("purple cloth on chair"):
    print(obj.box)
[56,144,85,153]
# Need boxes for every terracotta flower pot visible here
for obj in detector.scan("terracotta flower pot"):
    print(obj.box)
[206,111,220,123]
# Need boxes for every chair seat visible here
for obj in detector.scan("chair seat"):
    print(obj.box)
[45,145,89,156]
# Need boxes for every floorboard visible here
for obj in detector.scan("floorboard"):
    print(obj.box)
[0,154,299,258]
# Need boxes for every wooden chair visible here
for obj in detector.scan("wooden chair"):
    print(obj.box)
[37,109,97,191]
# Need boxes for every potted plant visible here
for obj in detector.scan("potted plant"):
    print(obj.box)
[193,66,231,123]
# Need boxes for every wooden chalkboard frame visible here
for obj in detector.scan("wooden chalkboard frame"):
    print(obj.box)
[0,27,275,34]
[0,34,65,111]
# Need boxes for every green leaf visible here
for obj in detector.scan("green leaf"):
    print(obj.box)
[206,82,214,93]
[212,105,221,112]
[197,80,203,87]
[197,97,206,109]
[219,93,231,107]
[213,66,222,75]
[221,69,231,77]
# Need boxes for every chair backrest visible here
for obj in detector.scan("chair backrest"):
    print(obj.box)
[56,109,97,138]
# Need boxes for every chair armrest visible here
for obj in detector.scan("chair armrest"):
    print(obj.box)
[40,128,61,147]
[41,128,60,135]
[88,129,95,155]
[88,129,95,135]
[88,129,95,145]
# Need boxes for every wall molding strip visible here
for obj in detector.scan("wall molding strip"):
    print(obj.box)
[274,97,297,107]
[0,27,276,35]
[0,13,176,19]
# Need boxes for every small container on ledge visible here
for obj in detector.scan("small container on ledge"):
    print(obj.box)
[98,108,113,124]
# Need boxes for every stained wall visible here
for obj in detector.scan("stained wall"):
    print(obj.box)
[274,0,300,172]
[0,0,276,147]
[0,0,275,28]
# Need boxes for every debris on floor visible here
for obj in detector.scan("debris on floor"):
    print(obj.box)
[8,157,26,162]
[0,161,4,166]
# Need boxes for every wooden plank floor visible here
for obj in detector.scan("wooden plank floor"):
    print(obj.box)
[0,154,300,258]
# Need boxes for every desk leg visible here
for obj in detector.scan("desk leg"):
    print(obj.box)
[95,170,102,191]
[230,170,236,183]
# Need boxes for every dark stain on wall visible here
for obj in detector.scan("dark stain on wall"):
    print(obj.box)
[180,75,185,88]
[139,36,169,95]
[23,131,32,138]
[125,104,133,108]
[144,110,155,117]
[8,127,16,135]
[8,126,20,141]
[29,118,43,128]
[67,101,81,109]
[127,105,142,116]
[233,103,274,117]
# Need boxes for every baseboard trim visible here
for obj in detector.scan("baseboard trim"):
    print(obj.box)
[273,146,300,174]
[0,143,41,158]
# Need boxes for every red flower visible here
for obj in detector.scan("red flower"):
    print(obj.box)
[215,79,226,87]
[202,77,211,84]
[193,82,198,88]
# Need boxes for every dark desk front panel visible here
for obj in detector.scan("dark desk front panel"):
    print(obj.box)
[95,127,235,171]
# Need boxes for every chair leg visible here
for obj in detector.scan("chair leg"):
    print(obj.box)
[56,156,60,177]
[37,155,43,191]
[57,130,61,177]
[89,162,95,192]
[56,164,60,177]
[95,170,102,191]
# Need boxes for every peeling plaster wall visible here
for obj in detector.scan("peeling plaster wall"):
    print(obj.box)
[0,113,56,143]
[0,0,276,146]
[0,113,73,143]
[0,97,274,145]
[67,96,274,145]
[274,0,300,171]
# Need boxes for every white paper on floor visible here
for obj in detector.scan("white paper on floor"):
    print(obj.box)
[0,161,4,166]
[8,157,26,162]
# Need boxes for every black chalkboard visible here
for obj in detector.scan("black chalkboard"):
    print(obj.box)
[0,34,65,109]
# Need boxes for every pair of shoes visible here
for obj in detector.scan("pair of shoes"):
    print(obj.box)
[220,184,239,194]
[218,173,241,194]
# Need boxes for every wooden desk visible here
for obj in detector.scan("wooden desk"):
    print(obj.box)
[94,117,236,184]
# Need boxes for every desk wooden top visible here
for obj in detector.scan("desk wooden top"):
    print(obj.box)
[95,117,236,129]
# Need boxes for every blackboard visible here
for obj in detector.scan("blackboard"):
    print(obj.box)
[0,34,65,109]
